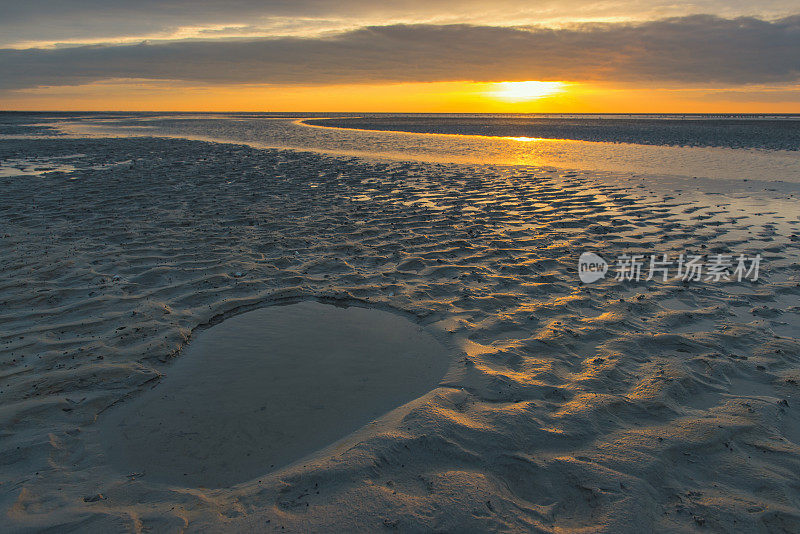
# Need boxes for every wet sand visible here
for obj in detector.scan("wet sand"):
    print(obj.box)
[1,134,800,532]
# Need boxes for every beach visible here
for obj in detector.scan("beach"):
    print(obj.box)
[2,115,800,532]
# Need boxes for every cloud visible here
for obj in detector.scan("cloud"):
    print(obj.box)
[4,0,793,27]
[2,15,799,91]
[3,0,799,47]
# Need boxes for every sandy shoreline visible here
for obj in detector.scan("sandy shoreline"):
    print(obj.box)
[2,133,800,532]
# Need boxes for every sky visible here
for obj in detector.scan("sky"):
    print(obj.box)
[2,1,799,112]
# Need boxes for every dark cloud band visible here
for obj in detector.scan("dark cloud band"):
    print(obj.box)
[3,15,799,90]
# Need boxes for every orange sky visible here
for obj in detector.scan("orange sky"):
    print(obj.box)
[3,80,799,113]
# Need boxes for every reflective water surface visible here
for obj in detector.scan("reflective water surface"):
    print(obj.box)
[52,113,800,183]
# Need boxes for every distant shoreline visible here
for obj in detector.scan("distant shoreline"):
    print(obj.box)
[303,115,800,151]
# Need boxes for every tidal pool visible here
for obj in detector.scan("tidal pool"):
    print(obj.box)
[98,300,452,487]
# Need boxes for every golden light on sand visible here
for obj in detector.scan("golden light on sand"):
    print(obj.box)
[488,81,565,102]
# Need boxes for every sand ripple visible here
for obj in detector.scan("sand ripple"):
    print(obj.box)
[1,136,800,532]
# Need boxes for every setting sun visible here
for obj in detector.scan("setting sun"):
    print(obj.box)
[488,81,565,102]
